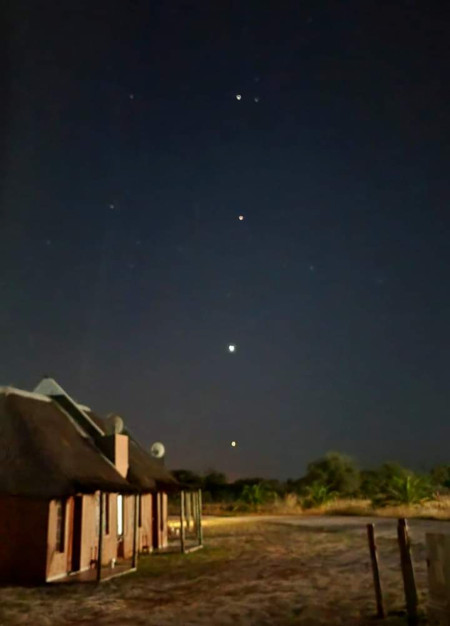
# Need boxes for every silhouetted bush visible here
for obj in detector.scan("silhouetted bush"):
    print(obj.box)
[359,463,409,499]
[239,482,276,508]
[430,465,450,492]
[299,452,360,496]
[372,473,434,507]
[172,469,203,489]
[301,482,337,509]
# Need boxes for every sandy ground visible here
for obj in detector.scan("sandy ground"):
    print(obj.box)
[1,515,447,625]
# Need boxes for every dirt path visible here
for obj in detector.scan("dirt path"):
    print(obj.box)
[267,514,449,542]
[205,514,450,542]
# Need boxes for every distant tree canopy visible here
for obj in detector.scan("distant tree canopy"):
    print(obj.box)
[202,471,228,501]
[203,470,227,488]
[171,469,202,489]
[430,465,450,490]
[171,453,446,508]
[360,462,411,498]
[299,451,360,496]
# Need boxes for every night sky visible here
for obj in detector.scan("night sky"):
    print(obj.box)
[3,1,450,479]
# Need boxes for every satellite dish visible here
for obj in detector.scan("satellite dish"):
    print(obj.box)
[150,441,165,459]
[105,414,124,435]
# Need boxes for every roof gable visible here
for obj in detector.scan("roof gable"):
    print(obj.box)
[34,378,104,440]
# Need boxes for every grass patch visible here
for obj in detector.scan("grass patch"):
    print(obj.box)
[134,545,231,580]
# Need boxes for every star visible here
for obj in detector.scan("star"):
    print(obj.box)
[231,441,237,447]
[254,96,260,103]
[238,215,244,221]
[109,203,115,210]
[235,94,242,101]
[228,344,236,353]
[309,265,315,272]
[129,93,135,100]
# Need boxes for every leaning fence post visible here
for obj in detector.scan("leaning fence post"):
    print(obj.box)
[367,523,385,618]
[397,518,418,624]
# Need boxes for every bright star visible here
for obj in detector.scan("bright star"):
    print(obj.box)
[235,94,242,101]
[228,344,236,353]
[231,441,237,447]
[238,215,244,221]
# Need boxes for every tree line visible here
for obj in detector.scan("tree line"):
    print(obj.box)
[172,452,450,508]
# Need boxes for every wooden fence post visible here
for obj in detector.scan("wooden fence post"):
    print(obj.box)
[185,491,192,531]
[367,523,385,618]
[97,492,104,582]
[397,518,418,624]
[192,492,196,533]
[198,489,203,546]
[132,494,138,569]
[180,490,186,553]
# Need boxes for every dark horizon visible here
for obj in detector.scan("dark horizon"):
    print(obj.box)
[3,1,450,479]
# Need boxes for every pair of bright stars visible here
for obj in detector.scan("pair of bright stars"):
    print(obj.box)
[235,94,260,103]
[228,347,238,447]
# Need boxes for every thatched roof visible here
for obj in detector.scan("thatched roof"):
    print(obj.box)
[34,377,178,493]
[87,411,179,493]
[0,388,136,499]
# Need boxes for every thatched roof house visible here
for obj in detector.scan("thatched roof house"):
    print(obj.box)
[0,380,179,584]
[0,388,135,499]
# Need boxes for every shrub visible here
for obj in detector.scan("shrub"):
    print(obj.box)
[430,465,450,492]
[300,452,360,496]
[239,483,275,509]
[359,463,410,499]
[372,474,434,507]
[301,482,337,509]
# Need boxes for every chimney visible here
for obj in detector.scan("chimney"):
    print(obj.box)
[98,433,129,478]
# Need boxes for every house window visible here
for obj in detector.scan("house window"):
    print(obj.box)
[117,495,124,536]
[104,493,110,535]
[55,499,66,552]
[138,495,142,528]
